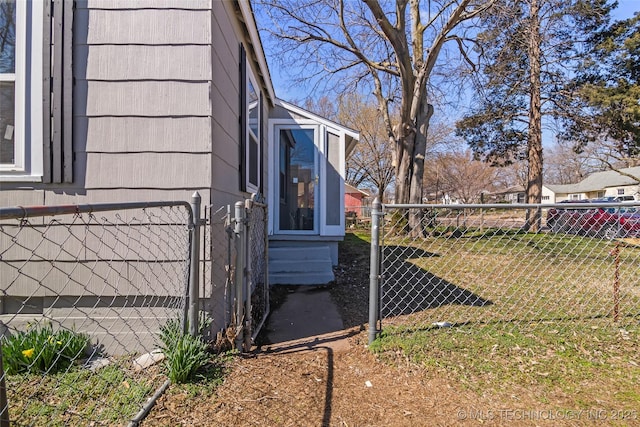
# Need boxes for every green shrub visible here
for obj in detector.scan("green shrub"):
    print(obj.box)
[158,315,211,384]
[1,322,89,375]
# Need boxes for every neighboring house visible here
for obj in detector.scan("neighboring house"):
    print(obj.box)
[493,186,526,204]
[1,1,357,337]
[543,166,640,203]
[344,183,371,218]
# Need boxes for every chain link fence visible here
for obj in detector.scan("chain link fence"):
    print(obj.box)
[368,202,640,344]
[0,195,270,425]
[202,204,235,347]
[246,200,269,344]
[0,201,193,426]
[229,199,269,351]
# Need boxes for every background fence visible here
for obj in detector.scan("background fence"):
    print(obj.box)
[368,201,640,344]
[1,195,269,426]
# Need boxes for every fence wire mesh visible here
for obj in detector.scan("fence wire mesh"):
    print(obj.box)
[376,203,640,338]
[246,201,269,342]
[0,203,191,426]
[202,204,236,347]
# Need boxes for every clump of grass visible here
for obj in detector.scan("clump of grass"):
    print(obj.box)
[2,322,89,375]
[158,315,211,384]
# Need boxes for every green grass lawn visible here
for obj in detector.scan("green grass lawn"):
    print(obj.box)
[365,228,640,409]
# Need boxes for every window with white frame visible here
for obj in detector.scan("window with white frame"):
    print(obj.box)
[246,73,260,192]
[617,188,625,195]
[1,0,21,170]
[0,0,43,181]
[240,43,262,194]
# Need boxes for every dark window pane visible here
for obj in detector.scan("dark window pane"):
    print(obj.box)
[248,80,259,136]
[249,136,258,186]
[0,0,16,73]
[0,80,15,164]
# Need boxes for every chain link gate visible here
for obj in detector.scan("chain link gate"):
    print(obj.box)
[232,198,269,351]
[368,200,640,344]
[245,199,269,346]
[203,197,269,352]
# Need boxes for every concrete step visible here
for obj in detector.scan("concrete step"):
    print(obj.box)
[269,259,333,274]
[268,246,332,262]
[268,271,335,286]
[268,245,334,285]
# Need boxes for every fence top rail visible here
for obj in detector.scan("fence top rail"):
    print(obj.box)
[382,202,639,210]
[0,201,193,221]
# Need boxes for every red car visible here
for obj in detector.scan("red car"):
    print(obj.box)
[547,201,640,238]
[579,199,640,238]
[546,201,586,234]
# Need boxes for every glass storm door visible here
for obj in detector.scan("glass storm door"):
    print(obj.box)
[277,127,318,232]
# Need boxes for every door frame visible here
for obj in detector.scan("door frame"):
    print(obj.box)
[269,120,321,235]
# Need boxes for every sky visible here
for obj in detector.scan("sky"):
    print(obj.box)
[613,0,639,19]
[265,0,639,104]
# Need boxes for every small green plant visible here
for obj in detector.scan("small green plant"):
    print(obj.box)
[2,322,89,375]
[158,315,211,384]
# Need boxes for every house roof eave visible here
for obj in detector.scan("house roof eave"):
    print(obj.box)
[545,166,640,195]
[237,0,276,105]
[345,183,369,195]
[275,99,360,139]
[345,135,358,159]
[274,99,360,157]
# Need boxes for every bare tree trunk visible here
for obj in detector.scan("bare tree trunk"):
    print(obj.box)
[525,0,543,232]
[408,101,434,237]
[395,129,415,205]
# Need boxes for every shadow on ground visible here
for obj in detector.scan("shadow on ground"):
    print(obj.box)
[381,245,493,317]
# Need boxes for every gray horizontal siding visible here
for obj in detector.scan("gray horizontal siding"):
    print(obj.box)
[1,261,185,297]
[77,0,211,9]
[1,1,252,345]
[80,152,211,189]
[75,81,211,117]
[76,117,212,153]
[44,189,211,206]
[1,306,179,355]
[75,45,212,80]
[0,190,45,207]
[75,9,212,45]
[69,3,215,198]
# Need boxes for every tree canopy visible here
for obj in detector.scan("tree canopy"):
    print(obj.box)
[455,0,615,229]
[257,0,495,234]
[562,11,640,163]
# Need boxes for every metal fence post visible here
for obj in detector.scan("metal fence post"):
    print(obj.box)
[243,199,253,351]
[234,201,246,351]
[369,198,382,345]
[188,192,202,336]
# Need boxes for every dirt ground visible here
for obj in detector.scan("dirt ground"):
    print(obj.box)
[142,233,639,427]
